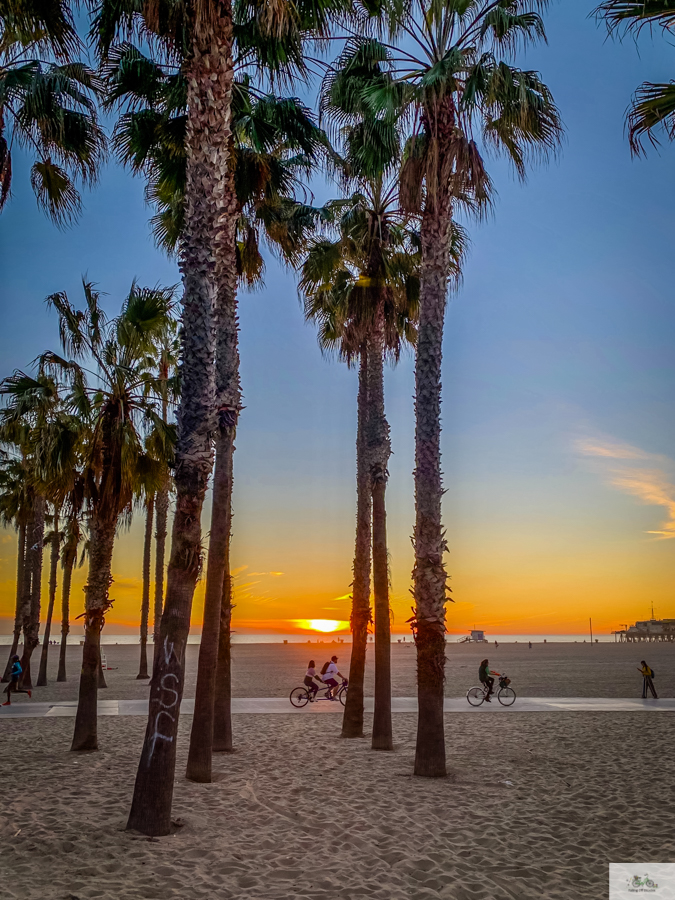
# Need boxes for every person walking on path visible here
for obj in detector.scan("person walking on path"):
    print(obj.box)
[638,660,657,699]
[2,656,32,706]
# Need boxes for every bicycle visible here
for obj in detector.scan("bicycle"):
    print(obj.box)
[467,675,516,707]
[289,681,348,708]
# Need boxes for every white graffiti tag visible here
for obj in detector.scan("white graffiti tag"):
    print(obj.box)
[146,638,181,765]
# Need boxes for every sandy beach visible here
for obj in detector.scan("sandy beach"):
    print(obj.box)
[0,642,674,899]
[2,711,674,900]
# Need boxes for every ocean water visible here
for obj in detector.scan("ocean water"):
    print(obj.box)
[0,632,612,645]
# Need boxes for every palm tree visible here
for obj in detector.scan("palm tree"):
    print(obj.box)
[340,2,562,776]
[57,507,86,682]
[37,506,61,685]
[0,373,63,687]
[596,0,675,153]
[102,39,328,780]
[94,0,342,833]
[0,0,106,224]
[137,492,154,679]
[0,452,31,681]
[301,196,427,748]
[41,280,175,750]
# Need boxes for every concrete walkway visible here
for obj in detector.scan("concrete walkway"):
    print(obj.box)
[1,696,674,718]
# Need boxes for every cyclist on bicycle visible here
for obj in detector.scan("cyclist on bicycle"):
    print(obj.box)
[478,659,501,703]
[321,655,347,700]
[304,660,321,701]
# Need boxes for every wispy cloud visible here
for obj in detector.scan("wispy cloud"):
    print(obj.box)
[577,435,675,539]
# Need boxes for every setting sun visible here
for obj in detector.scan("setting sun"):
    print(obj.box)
[295,619,349,633]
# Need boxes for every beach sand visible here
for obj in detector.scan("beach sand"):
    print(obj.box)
[1,711,674,900]
[1,642,674,899]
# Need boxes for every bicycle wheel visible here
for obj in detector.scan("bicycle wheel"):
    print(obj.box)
[338,685,347,706]
[498,687,516,707]
[467,687,485,707]
[289,686,310,708]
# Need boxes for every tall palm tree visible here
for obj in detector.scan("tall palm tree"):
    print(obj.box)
[41,280,175,750]
[103,39,328,780]
[315,46,422,749]
[0,372,63,687]
[37,506,61,685]
[596,0,675,152]
[57,505,86,682]
[0,0,105,224]
[0,451,31,681]
[94,0,343,833]
[339,2,562,775]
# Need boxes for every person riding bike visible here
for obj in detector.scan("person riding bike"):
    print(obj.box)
[303,660,321,701]
[321,655,347,700]
[478,659,501,703]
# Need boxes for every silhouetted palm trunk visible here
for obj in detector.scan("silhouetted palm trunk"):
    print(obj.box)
[57,538,76,682]
[138,495,155,679]
[369,324,392,751]
[20,495,45,690]
[127,2,234,835]
[413,159,453,778]
[37,508,60,686]
[71,512,116,751]
[213,427,235,753]
[2,520,26,682]
[152,486,169,665]
[187,136,240,780]
[342,346,371,739]
[213,562,233,752]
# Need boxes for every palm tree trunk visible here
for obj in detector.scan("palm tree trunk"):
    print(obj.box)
[127,4,234,836]
[213,415,235,753]
[342,346,372,739]
[71,513,117,751]
[20,494,45,690]
[369,324,393,751]
[413,180,453,778]
[187,128,240,780]
[152,485,169,666]
[37,508,60,686]
[57,544,75,682]
[186,424,236,780]
[137,495,155,679]
[2,520,26,682]
[213,552,233,753]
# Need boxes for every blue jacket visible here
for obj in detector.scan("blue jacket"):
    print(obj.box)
[10,660,22,679]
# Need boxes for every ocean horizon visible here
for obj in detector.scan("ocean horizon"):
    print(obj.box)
[0,632,614,645]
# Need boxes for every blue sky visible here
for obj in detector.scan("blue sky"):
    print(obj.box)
[1,0,675,635]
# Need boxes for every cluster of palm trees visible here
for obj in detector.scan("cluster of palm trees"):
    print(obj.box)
[3,0,662,838]
[0,284,179,712]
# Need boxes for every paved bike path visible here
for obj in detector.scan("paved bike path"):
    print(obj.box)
[1,697,674,719]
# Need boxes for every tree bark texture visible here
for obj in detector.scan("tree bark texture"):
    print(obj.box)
[2,520,26,682]
[186,426,236,779]
[20,495,45,690]
[57,536,76,682]
[342,347,372,739]
[37,509,60,686]
[71,513,116,751]
[138,495,155,679]
[213,548,233,752]
[127,3,234,835]
[368,325,393,751]
[187,118,240,779]
[152,486,169,666]
[413,144,453,777]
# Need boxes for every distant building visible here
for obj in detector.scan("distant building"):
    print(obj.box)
[612,618,675,643]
